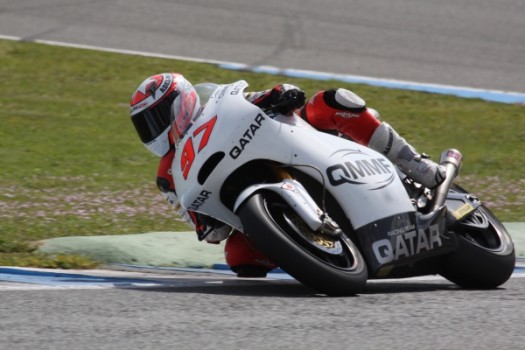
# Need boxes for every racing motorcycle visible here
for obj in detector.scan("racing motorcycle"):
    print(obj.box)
[172,80,515,295]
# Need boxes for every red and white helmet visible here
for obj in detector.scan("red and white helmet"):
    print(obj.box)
[130,73,199,157]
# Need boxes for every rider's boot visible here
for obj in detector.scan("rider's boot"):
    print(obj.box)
[224,231,277,278]
[300,88,446,188]
[368,122,446,188]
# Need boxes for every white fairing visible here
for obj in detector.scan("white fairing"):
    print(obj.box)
[234,179,326,232]
[172,81,415,232]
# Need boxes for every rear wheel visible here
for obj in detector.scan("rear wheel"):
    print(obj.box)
[439,186,515,288]
[237,191,368,296]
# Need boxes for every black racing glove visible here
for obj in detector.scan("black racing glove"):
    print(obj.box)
[193,213,231,243]
[270,84,306,116]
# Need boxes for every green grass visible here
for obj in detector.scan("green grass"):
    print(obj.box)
[1,40,524,267]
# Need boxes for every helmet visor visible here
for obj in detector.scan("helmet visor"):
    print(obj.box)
[131,91,178,143]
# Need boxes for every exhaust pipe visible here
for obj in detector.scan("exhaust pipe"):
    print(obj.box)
[430,149,463,212]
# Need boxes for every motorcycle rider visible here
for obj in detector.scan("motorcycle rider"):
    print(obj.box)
[130,73,446,277]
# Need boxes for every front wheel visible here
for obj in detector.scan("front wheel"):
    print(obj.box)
[237,191,368,296]
[439,194,515,289]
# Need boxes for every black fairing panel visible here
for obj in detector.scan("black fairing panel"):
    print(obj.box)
[356,206,458,277]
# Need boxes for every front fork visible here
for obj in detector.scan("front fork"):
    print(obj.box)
[234,165,341,238]
[268,164,342,238]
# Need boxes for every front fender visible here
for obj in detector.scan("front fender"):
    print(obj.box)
[233,179,324,232]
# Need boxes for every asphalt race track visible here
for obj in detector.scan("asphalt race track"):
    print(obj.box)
[0,267,524,350]
[1,1,524,349]
[0,0,524,93]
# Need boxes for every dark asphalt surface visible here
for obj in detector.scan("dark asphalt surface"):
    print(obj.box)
[0,0,523,92]
[1,273,524,350]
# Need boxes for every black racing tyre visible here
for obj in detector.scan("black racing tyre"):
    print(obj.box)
[438,191,515,289]
[237,191,368,296]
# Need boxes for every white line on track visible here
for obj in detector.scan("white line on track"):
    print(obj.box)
[0,266,523,291]
[1,34,524,104]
